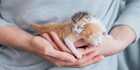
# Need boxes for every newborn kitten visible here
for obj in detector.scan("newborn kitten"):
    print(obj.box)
[32,12,107,59]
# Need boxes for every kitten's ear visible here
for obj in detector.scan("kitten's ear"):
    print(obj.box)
[71,11,89,23]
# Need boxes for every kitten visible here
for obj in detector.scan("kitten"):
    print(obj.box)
[32,12,107,59]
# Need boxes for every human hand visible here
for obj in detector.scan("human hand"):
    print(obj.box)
[66,36,119,67]
[83,35,125,57]
[69,48,104,67]
[87,25,136,56]
[74,25,137,67]
[36,32,103,67]
[30,33,78,67]
[31,25,135,67]
[66,39,105,67]
[41,32,104,67]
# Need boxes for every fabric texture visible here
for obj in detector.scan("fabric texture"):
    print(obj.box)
[116,0,140,41]
[0,0,139,70]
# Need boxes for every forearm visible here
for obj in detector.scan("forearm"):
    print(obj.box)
[110,25,136,49]
[0,26,35,53]
[98,25,136,56]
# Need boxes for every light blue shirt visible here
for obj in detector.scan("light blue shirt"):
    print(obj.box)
[0,0,140,70]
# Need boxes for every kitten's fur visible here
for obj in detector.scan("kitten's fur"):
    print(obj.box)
[32,12,106,59]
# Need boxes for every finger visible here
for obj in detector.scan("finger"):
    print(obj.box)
[42,33,60,50]
[83,46,99,55]
[38,36,72,63]
[70,51,99,67]
[31,36,77,66]
[44,55,76,67]
[73,54,104,67]
[74,39,89,48]
[55,60,76,67]
[49,31,71,52]
[77,48,85,56]
[79,51,99,64]
[48,49,77,63]
[82,55,104,67]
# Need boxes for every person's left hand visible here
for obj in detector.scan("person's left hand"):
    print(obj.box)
[83,35,126,58]
[68,48,105,67]
[42,31,124,68]
[69,36,119,67]
[42,32,104,67]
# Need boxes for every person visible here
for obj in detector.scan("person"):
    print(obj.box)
[0,0,139,70]
[117,0,140,70]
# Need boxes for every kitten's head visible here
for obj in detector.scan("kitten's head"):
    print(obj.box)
[71,12,107,46]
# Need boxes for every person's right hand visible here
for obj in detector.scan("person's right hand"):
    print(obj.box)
[30,33,77,67]
[40,32,104,67]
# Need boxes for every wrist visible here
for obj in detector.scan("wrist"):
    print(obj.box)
[97,36,124,56]
[99,25,137,56]
[109,25,136,45]
[19,34,36,53]
[30,36,52,56]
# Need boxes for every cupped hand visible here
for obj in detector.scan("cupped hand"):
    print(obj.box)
[30,34,78,67]
[70,48,104,67]
[40,32,104,67]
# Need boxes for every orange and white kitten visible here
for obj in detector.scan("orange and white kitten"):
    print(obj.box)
[32,12,108,59]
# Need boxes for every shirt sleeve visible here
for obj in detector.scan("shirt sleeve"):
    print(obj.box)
[115,0,140,41]
[0,17,16,26]
[0,0,16,26]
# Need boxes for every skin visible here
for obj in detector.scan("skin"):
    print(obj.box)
[83,25,136,57]
[42,25,136,67]
[0,26,77,65]
[0,24,136,68]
